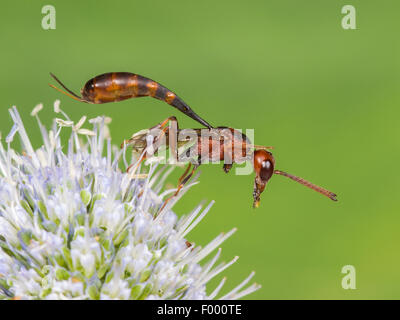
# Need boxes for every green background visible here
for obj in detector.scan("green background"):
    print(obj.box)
[1,0,399,299]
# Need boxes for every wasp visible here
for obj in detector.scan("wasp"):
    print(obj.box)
[49,72,212,129]
[124,117,337,209]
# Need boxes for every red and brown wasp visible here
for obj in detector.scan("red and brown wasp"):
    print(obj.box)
[123,117,337,209]
[50,72,337,208]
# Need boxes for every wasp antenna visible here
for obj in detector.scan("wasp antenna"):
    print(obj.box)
[274,170,337,201]
[253,145,274,150]
[49,73,84,102]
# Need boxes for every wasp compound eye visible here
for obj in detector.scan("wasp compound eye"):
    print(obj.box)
[253,150,275,180]
[260,159,274,183]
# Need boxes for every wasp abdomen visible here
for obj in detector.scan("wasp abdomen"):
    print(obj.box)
[81,72,188,109]
[50,71,213,128]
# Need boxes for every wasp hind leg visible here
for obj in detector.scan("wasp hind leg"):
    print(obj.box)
[157,158,201,216]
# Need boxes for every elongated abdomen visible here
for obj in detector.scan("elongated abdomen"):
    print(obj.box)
[79,72,212,128]
[82,72,182,106]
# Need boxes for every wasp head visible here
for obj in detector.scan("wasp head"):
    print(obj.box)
[253,149,275,208]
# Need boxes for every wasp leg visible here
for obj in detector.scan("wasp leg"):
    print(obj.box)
[223,164,233,173]
[149,116,179,163]
[178,163,199,190]
[253,145,274,151]
[178,163,192,185]
[124,116,180,172]
[156,159,200,216]
[123,116,179,150]
[126,154,147,174]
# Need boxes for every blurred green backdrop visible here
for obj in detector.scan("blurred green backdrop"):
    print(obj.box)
[0,0,399,299]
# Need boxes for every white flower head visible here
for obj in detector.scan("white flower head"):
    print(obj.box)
[0,102,260,300]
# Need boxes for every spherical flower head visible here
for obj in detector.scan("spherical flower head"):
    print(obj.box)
[0,102,260,300]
